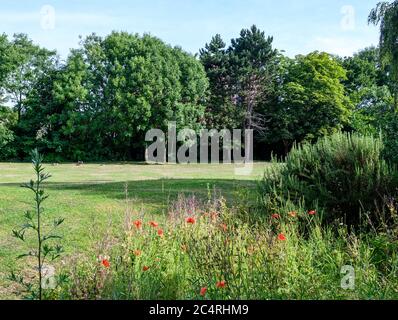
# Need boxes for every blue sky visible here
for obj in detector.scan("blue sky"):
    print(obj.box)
[0,0,381,59]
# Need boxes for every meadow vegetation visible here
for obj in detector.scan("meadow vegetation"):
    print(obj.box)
[0,161,267,299]
[2,133,398,300]
[1,2,398,300]
[54,192,398,300]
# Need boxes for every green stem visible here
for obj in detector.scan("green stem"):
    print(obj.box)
[36,168,42,300]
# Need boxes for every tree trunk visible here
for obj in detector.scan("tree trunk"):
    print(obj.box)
[283,140,290,157]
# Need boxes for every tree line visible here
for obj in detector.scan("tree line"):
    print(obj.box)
[1,2,397,162]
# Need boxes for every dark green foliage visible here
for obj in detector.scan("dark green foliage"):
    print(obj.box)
[369,1,398,109]
[341,46,398,165]
[200,26,278,131]
[259,132,398,225]
[0,106,17,159]
[0,20,397,161]
[4,34,57,121]
[341,47,393,134]
[380,112,398,164]
[22,32,208,161]
[199,35,235,129]
[0,34,11,90]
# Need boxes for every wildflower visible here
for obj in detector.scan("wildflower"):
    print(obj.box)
[186,217,196,224]
[150,221,159,228]
[278,233,287,241]
[272,214,280,219]
[133,220,142,229]
[288,211,297,218]
[143,266,150,272]
[101,259,110,268]
[157,228,164,237]
[216,280,227,289]
[220,223,228,232]
[133,250,142,257]
[308,210,317,215]
[200,287,207,296]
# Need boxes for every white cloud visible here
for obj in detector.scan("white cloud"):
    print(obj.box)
[307,36,378,57]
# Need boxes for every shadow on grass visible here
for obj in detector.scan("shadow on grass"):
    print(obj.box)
[0,178,258,207]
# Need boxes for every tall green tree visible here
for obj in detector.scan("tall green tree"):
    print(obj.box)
[341,47,393,134]
[263,52,351,154]
[200,26,278,131]
[0,34,10,93]
[31,32,208,161]
[0,105,17,159]
[229,25,278,131]
[199,35,235,129]
[369,1,398,109]
[4,34,56,122]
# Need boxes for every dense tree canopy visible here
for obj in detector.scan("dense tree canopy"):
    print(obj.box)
[369,0,398,109]
[0,106,16,158]
[5,32,208,161]
[0,18,397,162]
[3,34,56,121]
[199,35,233,129]
[341,47,393,134]
[200,26,278,131]
[262,52,350,154]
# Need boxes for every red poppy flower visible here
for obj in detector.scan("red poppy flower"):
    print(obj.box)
[278,233,287,241]
[288,211,297,218]
[101,259,110,268]
[272,214,280,219]
[211,212,218,221]
[308,210,317,215]
[200,287,207,296]
[186,217,196,224]
[133,220,142,229]
[133,250,142,257]
[220,223,228,232]
[150,221,159,228]
[157,228,164,237]
[143,266,150,272]
[216,280,227,288]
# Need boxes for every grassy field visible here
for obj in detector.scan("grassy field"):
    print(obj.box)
[0,162,269,299]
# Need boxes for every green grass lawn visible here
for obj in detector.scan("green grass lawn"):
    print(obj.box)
[0,162,269,299]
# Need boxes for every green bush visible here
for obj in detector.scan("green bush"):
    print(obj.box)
[381,112,398,165]
[259,132,398,225]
